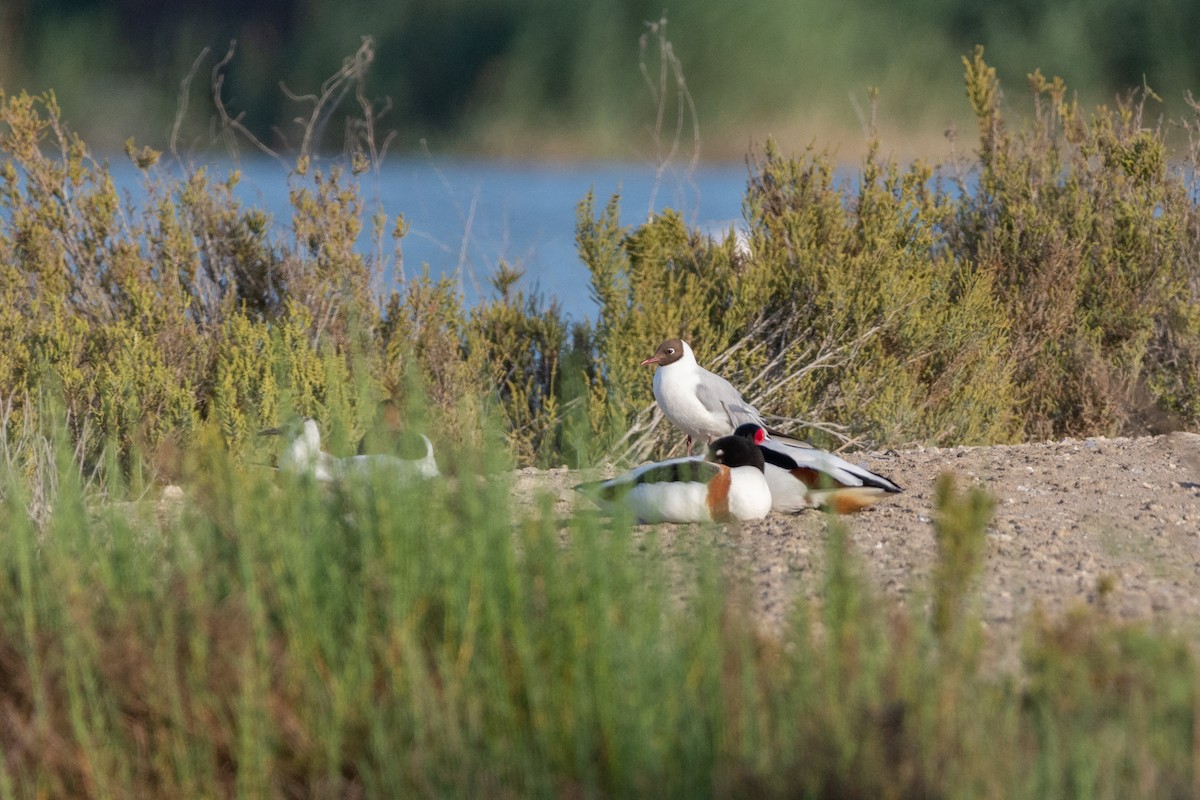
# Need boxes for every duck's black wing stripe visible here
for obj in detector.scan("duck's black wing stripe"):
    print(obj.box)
[760,447,798,471]
[638,460,720,485]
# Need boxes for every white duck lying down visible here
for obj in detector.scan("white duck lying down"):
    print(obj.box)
[575,434,772,524]
[261,418,440,484]
[733,423,901,514]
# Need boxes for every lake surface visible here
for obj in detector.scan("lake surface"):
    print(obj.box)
[111,157,754,322]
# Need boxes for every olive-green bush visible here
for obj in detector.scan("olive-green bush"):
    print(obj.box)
[0,90,576,475]
[577,49,1200,457]
[3,46,1200,475]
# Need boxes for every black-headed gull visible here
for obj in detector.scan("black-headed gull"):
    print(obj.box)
[261,418,440,484]
[642,338,765,454]
[575,433,772,523]
[733,423,901,513]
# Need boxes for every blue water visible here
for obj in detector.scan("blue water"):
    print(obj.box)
[110,156,753,322]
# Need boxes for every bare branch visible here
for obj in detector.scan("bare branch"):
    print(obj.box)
[211,40,282,164]
[281,36,377,162]
[639,14,701,222]
[171,47,210,163]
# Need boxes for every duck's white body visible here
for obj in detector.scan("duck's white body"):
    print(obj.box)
[576,436,772,524]
[339,434,440,482]
[735,424,901,514]
[599,458,715,523]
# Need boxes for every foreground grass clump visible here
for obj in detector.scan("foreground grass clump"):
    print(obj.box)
[0,415,1194,797]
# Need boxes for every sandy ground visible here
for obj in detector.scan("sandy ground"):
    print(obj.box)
[515,433,1200,661]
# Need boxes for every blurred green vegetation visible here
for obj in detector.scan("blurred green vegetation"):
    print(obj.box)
[0,405,1196,796]
[3,0,1200,157]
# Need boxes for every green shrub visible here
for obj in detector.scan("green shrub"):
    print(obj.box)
[957,47,1200,438]
[577,49,1200,458]
[0,89,581,474]
[6,44,1200,473]
[1023,605,1195,798]
[578,142,1021,458]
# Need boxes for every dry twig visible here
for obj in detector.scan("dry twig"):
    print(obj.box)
[639,14,701,221]
[211,40,282,163]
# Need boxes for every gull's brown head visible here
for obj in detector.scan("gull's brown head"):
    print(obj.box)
[641,338,686,367]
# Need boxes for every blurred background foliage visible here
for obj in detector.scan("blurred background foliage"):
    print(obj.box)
[3,0,1200,158]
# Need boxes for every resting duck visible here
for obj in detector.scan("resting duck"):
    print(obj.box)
[733,423,901,513]
[642,338,765,454]
[261,418,440,484]
[576,433,772,523]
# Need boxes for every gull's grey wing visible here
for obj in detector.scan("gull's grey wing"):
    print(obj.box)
[694,372,765,433]
[694,370,757,416]
[766,431,816,449]
[722,402,768,431]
